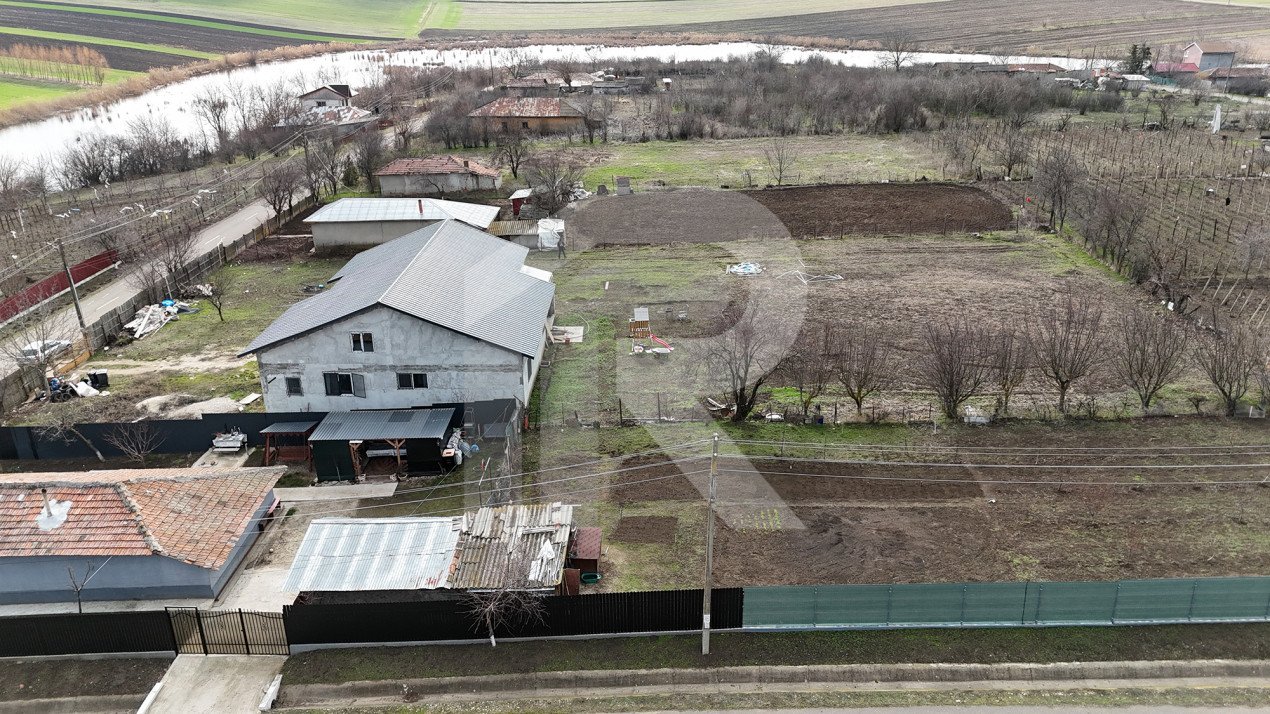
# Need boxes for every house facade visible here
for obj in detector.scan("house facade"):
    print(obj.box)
[241,221,555,412]
[1181,42,1237,71]
[0,467,280,604]
[299,84,354,110]
[468,97,585,135]
[376,156,502,196]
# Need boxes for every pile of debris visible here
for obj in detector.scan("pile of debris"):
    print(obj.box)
[123,300,197,339]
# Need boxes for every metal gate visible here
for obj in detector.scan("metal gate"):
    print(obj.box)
[166,607,288,655]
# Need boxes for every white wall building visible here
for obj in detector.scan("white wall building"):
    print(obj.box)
[306,197,500,249]
[240,221,554,412]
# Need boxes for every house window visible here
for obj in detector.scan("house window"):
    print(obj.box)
[521,121,530,129]
[351,332,374,352]
[323,372,366,397]
[285,377,303,396]
[501,121,509,131]
[396,373,428,389]
[316,100,327,107]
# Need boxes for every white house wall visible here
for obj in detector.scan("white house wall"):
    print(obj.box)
[312,220,437,249]
[379,174,501,197]
[256,305,533,411]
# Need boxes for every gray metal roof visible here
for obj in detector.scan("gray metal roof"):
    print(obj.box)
[240,220,555,357]
[283,517,462,592]
[308,409,454,442]
[452,502,573,590]
[259,421,318,434]
[306,198,499,229]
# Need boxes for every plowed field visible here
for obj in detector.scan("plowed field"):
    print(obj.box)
[745,183,1013,237]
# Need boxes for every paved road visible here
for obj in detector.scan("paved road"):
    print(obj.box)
[148,654,284,714]
[0,198,275,378]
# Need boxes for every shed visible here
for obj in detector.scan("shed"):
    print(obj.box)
[629,307,650,338]
[308,408,456,482]
[567,526,602,574]
[260,421,318,468]
[284,516,463,592]
[305,197,499,249]
[509,188,533,217]
[452,502,573,592]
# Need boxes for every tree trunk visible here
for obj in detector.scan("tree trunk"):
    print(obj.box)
[70,427,105,462]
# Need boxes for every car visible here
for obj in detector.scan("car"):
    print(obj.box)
[18,339,72,364]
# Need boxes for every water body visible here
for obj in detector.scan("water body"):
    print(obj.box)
[6,42,1101,172]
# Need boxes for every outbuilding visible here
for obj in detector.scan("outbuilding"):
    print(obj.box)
[376,156,502,197]
[307,408,457,482]
[306,197,499,249]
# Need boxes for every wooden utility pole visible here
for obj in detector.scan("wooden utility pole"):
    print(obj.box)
[53,238,86,332]
[702,433,719,655]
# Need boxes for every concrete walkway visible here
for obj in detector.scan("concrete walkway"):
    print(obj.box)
[148,654,284,714]
[273,483,397,501]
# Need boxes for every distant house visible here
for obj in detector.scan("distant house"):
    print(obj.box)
[1196,66,1269,91]
[240,221,555,412]
[468,97,586,135]
[375,156,502,197]
[1151,62,1200,78]
[504,77,558,97]
[0,467,281,604]
[299,84,355,110]
[1182,42,1237,71]
[305,197,499,249]
[1121,74,1151,91]
[1007,63,1067,74]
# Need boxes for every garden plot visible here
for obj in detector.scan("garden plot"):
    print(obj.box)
[745,183,1014,237]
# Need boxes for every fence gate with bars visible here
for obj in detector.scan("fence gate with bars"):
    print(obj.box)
[166,607,288,655]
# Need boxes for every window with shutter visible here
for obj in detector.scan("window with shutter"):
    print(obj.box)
[351,373,366,398]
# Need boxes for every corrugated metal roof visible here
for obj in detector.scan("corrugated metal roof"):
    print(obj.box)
[240,220,555,358]
[489,220,538,237]
[259,421,319,434]
[468,97,584,118]
[308,409,454,442]
[283,517,462,592]
[306,198,499,230]
[452,503,573,590]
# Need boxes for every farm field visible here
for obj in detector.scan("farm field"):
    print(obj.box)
[437,0,946,31]
[634,0,1270,56]
[0,74,76,107]
[55,0,422,38]
[579,135,941,192]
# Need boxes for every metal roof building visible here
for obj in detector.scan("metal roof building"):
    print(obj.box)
[452,502,574,591]
[283,517,463,592]
[307,197,498,229]
[308,409,454,442]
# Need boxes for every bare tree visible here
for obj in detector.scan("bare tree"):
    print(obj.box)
[67,560,100,614]
[32,401,105,463]
[880,30,919,70]
[1111,307,1189,413]
[1085,185,1149,273]
[259,161,303,229]
[989,324,1029,416]
[0,296,80,394]
[547,54,582,90]
[763,137,800,186]
[916,317,991,421]
[1028,288,1104,414]
[830,322,895,415]
[193,87,231,154]
[1034,145,1083,231]
[103,422,165,466]
[464,544,547,647]
[1193,324,1263,416]
[702,297,792,422]
[496,131,534,179]
[781,328,833,419]
[194,274,232,322]
[523,152,584,216]
[351,129,385,193]
[993,127,1031,179]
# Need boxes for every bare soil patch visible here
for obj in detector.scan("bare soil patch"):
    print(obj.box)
[756,459,983,502]
[561,189,790,249]
[237,234,314,263]
[613,515,679,544]
[744,183,1013,237]
[0,657,170,701]
[611,454,701,502]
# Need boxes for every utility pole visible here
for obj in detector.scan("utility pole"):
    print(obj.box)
[702,432,719,655]
[53,239,86,332]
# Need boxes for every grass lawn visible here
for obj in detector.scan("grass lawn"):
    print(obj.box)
[0,657,171,701]
[0,1,376,42]
[579,135,941,192]
[282,623,1270,683]
[0,25,214,58]
[58,0,427,37]
[0,75,78,109]
[0,56,137,84]
[443,0,940,31]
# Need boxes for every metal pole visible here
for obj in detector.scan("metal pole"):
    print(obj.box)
[702,433,718,655]
[54,239,86,331]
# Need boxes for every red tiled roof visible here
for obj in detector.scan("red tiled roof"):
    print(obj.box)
[1153,62,1200,74]
[0,467,281,569]
[376,156,500,178]
[468,97,584,119]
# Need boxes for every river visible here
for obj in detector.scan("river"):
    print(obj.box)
[5,42,1101,173]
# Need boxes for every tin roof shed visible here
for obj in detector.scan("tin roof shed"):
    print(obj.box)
[284,517,463,592]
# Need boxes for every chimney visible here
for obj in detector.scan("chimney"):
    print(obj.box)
[418,199,423,214]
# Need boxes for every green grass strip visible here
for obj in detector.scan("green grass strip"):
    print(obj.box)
[0,1,368,43]
[0,55,139,83]
[0,25,216,58]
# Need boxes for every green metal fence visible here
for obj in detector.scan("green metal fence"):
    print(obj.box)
[743,577,1270,629]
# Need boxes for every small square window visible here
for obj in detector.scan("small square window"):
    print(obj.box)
[396,372,428,389]
[285,377,302,396]
[351,332,374,352]
[521,121,530,129]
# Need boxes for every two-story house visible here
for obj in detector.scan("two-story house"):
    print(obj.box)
[1181,42,1237,72]
[239,220,555,412]
[298,84,355,110]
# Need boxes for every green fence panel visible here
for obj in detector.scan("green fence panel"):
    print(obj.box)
[743,577,1270,630]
